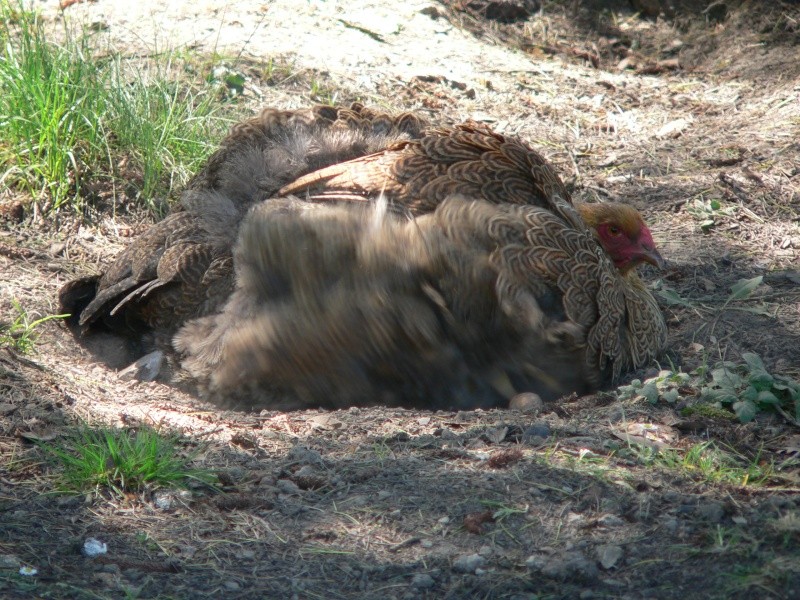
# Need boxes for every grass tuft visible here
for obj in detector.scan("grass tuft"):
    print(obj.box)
[0,1,225,216]
[0,3,107,211]
[105,58,223,213]
[634,441,775,487]
[39,424,216,497]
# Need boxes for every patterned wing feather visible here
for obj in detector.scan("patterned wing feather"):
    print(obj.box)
[279,122,577,221]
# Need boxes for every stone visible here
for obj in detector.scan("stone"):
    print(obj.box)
[452,553,486,573]
[410,573,435,589]
[695,502,725,523]
[597,545,623,570]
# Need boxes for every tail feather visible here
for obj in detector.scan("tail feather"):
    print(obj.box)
[78,276,141,327]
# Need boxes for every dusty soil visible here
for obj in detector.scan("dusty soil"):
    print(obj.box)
[1,1,799,598]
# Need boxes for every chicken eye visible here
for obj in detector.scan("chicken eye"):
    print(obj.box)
[608,225,622,237]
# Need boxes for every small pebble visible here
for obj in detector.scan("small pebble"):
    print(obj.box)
[82,538,108,557]
[540,552,598,582]
[154,491,175,511]
[453,553,486,573]
[57,496,81,509]
[597,514,625,527]
[695,502,725,523]
[522,422,550,443]
[410,573,435,589]
[662,518,679,534]
[509,393,543,414]
[118,350,164,382]
[286,446,324,466]
[596,545,623,570]
[525,555,547,570]
[342,494,367,507]
[277,479,301,495]
[0,555,20,569]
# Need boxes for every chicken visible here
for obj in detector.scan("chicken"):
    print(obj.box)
[59,103,667,410]
[59,103,425,337]
[173,194,666,411]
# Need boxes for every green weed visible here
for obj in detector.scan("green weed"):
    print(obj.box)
[656,275,772,318]
[686,196,736,232]
[479,499,528,521]
[700,353,799,423]
[371,438,392,466]
[206,61,247,99]
[0,299,67,353]
[618,351,799,424]
[310,78,338,105]
[258,56,299,86]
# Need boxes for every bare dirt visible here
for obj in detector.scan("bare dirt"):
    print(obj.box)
[1,1,799,599]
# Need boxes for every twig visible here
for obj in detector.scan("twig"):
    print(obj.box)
[387,537,422,553]
[2,348,47,371]
[337,20,387,43]
[582,185,615,199]
[564,146,580,180]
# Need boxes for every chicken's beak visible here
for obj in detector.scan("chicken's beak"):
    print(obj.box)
[638,245,667,270]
